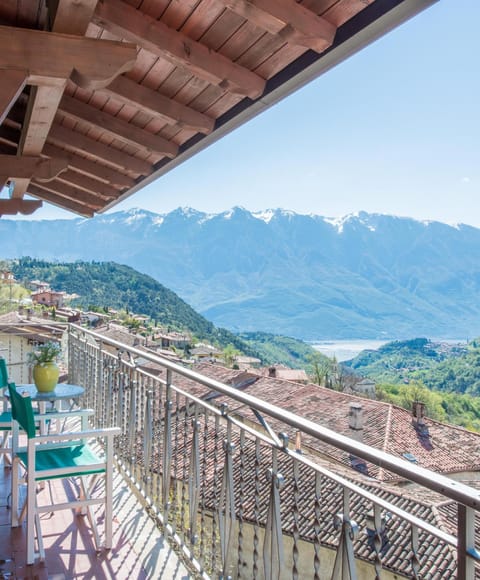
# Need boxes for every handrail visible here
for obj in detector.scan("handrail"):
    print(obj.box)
[70,324,480,510]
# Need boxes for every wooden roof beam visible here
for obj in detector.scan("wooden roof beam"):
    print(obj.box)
[0,26,137,91]
[0,199,42,216]
[104,76,215,135]
[221,0,336,52]
[59,95,178,158]
[94,0,265,99]
[0,70,27,125]
[0,155,68,182]
[42,144,135,188]
[47,0,100,35]
[48,125,152,176]
[5,23,137,200]
[55,169,120,198]
[28,183,98,216]
[31,179,114,206]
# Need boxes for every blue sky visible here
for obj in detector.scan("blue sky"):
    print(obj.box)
[15,0,480,226]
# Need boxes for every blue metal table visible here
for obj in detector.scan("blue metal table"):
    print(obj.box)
[13,383,85,403]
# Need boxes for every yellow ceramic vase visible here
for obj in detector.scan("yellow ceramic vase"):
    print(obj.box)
[33,362,59,393]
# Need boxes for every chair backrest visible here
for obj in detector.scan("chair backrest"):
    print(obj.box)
[0,358,8,388]
[8,383,36,438]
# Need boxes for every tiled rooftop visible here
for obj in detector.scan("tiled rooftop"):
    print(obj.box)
[179,363,480,481]
[162,411,473,579]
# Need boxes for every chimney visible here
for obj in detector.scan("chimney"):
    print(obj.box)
[349,403,363,431]
[295,431,302,454]
[412,401,426,426]
[348,403,367,471]
[268,366,276,378]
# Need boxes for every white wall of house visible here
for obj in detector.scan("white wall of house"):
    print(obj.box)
[0,333,32,384]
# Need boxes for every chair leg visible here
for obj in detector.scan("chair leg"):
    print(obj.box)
[35,509,45,562]
[10,457,20,527]
[26,467,36,565]
[0,431,11,466]
[105,440,114,549]
[79,477,101,549]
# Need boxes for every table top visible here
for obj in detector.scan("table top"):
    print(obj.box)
[9,383,85,401]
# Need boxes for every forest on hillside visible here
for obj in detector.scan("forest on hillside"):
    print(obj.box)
[10,258,319,367]
[346,338,480,430]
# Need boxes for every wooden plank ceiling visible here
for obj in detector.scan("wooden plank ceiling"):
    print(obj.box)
[0,0,436,218]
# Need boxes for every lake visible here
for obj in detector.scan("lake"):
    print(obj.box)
[312,340,389,362]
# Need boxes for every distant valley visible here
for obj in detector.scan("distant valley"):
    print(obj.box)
[2,207,480,340]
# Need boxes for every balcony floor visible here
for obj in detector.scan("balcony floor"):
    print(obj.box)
[0,459,191,579]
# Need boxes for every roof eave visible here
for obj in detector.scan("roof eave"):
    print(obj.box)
[101,0,439,213]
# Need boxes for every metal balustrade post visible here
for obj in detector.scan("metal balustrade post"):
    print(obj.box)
[143,390,153,486]
[218,421,236,579]
[188,418,201,546]
[331,488,358,580]
[162,369,173,527]
[458,504,476,580]
[263,446,285,580]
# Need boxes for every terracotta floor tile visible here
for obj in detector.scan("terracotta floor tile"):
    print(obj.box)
[0,462,191,579]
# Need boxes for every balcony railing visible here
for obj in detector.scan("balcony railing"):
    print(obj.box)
[67,324,480,579]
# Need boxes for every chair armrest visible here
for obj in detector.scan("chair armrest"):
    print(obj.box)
[33,408,95,421]
[34,427,120,445]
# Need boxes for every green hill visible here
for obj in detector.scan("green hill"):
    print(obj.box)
[11,258,317,368]
[12,258,259,355]
[238,331,320,369]
[345,337,480,393]
[345,338,480,430]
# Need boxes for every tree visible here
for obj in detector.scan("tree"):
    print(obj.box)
[223,344,240,368]
[308,352,333,387]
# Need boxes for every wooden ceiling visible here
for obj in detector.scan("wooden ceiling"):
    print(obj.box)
[0,0,437,218]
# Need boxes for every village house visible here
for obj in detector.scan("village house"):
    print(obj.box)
[191,343,222,363]
[344,377,377,398]
[255,364,310,384]
[0,310,66,383]
[28,280,50,293]
[234,354,261,370]
[155,331,191,350]
[31,289,65,308]
[0,270,14,283]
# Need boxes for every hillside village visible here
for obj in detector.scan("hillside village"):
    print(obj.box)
[1,271,324,386]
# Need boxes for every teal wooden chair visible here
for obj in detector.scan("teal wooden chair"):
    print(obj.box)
[0,358,12,465]
[8,383,120,565]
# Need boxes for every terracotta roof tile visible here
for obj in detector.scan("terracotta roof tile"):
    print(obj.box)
[188,364,480,482]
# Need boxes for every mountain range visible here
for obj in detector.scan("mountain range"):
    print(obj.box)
[2,207,480,340]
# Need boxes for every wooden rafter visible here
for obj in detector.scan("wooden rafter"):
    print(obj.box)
[31,179,114,205]
[104,76,215,135]
[28,184,95,217]
[7,11,136,202]
[0,155,68,181]
[48,125,152,176]
[29,179,103,206]
[47,0,99,35]
[55,169,120,198]
[94,0,266,99]
[221,0,336,52]
[11,1,98,205]
[0,199,42,216]
[0,70,27,125]
[42,144,135,188]
[0,26,136,90]
[58,95,178,158]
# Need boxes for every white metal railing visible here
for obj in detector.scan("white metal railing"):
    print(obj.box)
[67,324,480,579]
